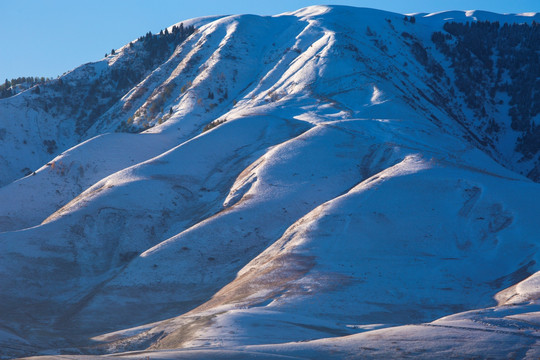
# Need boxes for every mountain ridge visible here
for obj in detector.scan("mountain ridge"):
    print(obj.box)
[1,6,539,359]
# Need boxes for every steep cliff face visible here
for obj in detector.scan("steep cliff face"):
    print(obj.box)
[0,6,539,359]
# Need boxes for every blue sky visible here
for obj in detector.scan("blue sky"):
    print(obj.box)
[1,0,539,81]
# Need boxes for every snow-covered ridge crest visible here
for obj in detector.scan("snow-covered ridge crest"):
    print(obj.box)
[422,9,540,23]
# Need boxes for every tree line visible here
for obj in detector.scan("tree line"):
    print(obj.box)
[0,77,52,99]
[431,20,540,158]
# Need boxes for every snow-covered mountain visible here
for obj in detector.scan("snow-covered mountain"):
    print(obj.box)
[1,6,539,359]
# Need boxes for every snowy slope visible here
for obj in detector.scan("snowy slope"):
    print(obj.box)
[1,5,539,359]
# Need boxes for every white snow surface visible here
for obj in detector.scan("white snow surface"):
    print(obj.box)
[1,6,539,359]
